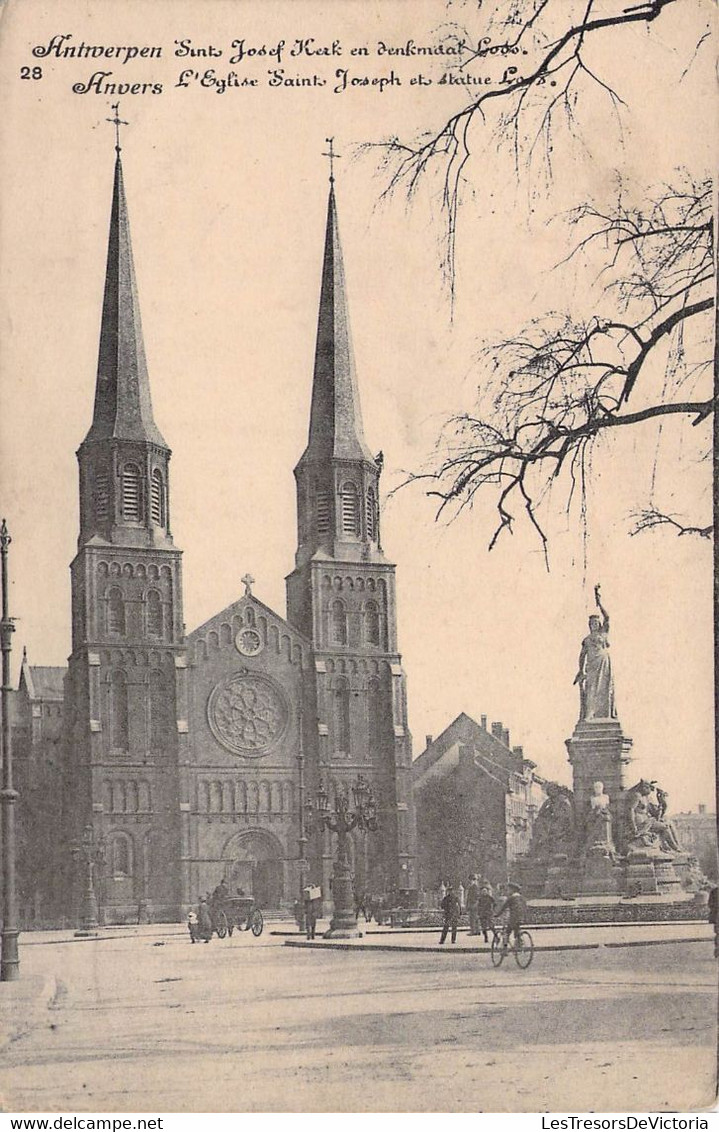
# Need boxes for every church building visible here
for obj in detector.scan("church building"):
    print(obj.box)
[51,141,416,922]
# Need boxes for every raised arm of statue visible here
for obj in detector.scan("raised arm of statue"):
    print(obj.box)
[594,584,609,631]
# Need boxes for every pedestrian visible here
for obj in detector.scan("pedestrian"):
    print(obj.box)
[457,881,466,913]
[187,909,198,943]
[304,885,320,940]
[439,883,461,945]
[707,885,718,958]
[495,882,524,948]
[438,879,447,905]
[197,896,212,943]
[477,883,495,943]
[466,874,480,936]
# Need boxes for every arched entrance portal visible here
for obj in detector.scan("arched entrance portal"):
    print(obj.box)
[221,830,285,909]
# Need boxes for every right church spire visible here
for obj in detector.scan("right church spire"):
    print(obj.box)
[293,158,383,568]
[300,178,374,465]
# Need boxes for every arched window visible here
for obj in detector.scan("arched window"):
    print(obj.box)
[334,677,351,754]
[365,600,381,647]
[146,590,163,638]
[366,487,377,541]
[122,463,142,522]
[210,782,222,813]
[112,781,126,813]
[110,833,133,877]
[368,677,383,753]
[94,470,110,521]
[126,780,139,813]
[282,782,294,813]
[330,599,347,646]
[110,671,129,750]
[340,482,360,536]
[107,588,125,636]
[138,781,151,811]
[150,469,165,526]
[149,670,168,751]
[316,489,330,533]
[271,782,282,813]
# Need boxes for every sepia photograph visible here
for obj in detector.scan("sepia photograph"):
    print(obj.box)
[0,0,716,1115]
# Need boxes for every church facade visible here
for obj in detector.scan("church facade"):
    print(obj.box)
[53,147,416,922]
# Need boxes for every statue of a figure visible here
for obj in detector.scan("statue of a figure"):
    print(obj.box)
[574,584,617,720]
[623,779,682,854]
[531,783,575,860]
[582,780,615,857]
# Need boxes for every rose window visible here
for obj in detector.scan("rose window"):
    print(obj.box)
[208,673,288,756]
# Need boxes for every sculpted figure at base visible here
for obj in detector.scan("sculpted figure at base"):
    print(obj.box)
[530,783,575,860]
[582,781,616,858]
[624,779,681,854]
[574,584,617,720]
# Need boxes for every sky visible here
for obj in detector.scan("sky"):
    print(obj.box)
[0,0,715,812]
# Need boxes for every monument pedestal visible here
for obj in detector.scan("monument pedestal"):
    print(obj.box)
[566,718,633,812]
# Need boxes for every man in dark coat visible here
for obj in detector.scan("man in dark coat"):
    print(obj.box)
[439,884,461,944]
[197,897,212,943]
[466,875,481,935]
[477,883,495,943]
[707,886,718,958]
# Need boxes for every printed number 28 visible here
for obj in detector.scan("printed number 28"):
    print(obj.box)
[20,66,43,79]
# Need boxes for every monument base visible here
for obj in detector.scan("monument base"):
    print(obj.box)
[516,849,696,900]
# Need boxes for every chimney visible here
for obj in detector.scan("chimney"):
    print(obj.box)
[491,721,503,739]
[425,734,433,748]
[502,728,510,747]
[480,715,487,730]
[698,803,706,815]
[513,745,524,758]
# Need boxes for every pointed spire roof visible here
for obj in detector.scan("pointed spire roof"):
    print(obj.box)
[299,181,373,465]
[83,153,167,448]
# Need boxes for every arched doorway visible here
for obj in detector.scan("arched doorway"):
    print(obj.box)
[221,829,285,909]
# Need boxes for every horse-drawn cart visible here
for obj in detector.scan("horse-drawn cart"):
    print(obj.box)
[212,895,264,939]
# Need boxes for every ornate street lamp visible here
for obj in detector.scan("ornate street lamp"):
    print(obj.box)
[0,519,19,981]
[74,824,102,936]
[314,775,379,939]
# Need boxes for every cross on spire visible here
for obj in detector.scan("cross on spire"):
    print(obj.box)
[322,137,341,183]
[106,103,128,155]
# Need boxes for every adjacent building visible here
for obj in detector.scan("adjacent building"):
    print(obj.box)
[412,712,550,892]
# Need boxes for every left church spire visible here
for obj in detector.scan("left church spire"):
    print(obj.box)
[77,128,173,549]
[83,148,167,448]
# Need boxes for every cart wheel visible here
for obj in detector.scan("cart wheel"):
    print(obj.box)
[251,909,264,937]
[216,911,228,939]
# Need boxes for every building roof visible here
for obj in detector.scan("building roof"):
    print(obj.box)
[412,711,539,791]
[296,181,374,468]
[81,153,167,449]
[20,661,66,702]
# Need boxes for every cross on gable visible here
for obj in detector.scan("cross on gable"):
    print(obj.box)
[241,573,255,598]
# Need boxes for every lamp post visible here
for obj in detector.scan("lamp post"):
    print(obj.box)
[0,519,19,981]
[314,775,378,939]
[74,823,102,936]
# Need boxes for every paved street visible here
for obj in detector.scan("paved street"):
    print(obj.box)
[0,924,716,1113]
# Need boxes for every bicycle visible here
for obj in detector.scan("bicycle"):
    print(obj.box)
[490,924,534,969]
